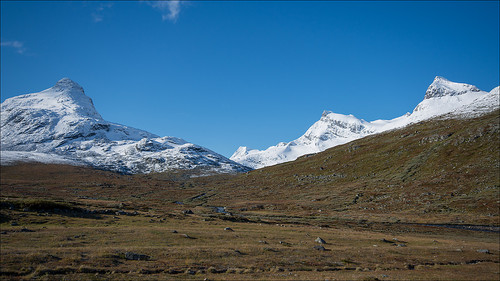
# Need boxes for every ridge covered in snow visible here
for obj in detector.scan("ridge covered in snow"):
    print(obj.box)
[1,78,250,174]
[231,76,499,169]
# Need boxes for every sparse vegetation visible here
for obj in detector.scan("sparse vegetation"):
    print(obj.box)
[1,111,498,280]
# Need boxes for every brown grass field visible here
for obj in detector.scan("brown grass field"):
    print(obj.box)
[1,110,499,280]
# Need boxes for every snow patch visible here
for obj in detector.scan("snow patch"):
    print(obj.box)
[0,151,80,166]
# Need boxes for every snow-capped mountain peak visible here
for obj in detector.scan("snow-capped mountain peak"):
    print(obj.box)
[230,111,376,169]
[424,76,481,99]
[48,78,102,120]
[231,76,499,169]
[413,77,488,116]
[52,77,85,93]
[231,146,249,159]
[1,78,250,174]
[3,78,102,121]
[321,110,332,117]
[298,112,372,145]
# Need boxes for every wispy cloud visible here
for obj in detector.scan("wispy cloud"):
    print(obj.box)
[91,3,113,23]
[92,12,103,23]
[148,0,182,22]
[1,40,27,54]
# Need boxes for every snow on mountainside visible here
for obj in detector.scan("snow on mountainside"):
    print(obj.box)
[231,76,499,169]
[0,78,250,174]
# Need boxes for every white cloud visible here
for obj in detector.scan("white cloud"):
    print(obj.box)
[91,3,113,23]
[92,12,103,22]
[1,40,27,54]
[92,13,103,23]
[148,0,182,22]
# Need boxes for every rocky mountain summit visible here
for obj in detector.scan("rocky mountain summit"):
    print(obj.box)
[424,76,481,99]
[0,78,250,174]
[231,76,499,169]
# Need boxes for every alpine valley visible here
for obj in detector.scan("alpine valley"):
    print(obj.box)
[0,78,250,174]
[231,76,499,168]
[1,77,498,174]
[1,77,499,280]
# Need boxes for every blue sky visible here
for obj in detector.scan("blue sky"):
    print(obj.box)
[1,1,499,157]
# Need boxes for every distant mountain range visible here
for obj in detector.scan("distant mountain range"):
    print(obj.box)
[1,77,498,174]
[230,76,499,169]
[0,78,250,174]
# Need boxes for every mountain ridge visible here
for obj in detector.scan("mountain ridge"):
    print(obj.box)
[231,76,499,169]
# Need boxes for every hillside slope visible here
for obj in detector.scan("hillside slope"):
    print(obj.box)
[205,109,500,225]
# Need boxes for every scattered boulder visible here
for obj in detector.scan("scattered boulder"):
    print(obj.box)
[10,222,18,226]
[477,249,490,254]
[20,227,35,232]
[269,266,284,272]
[171,230,178,233]
[182,234,195,239]
[124,252,150,261]
[313,245,326,251]
[263,247,278,252]
[315,237,326,244]
[393,238,407,243]
[206,267,227,274]
[258,240,268,244]
[224,227,234,231]
[381,239,395,244]
[182,210,194,215]
[167,268,183,274]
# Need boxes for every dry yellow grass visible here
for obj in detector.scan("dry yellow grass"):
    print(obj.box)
[1,111,498,279]
[1,199,499,280]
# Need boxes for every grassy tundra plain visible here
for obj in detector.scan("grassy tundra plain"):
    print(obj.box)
[1,110,499,280]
